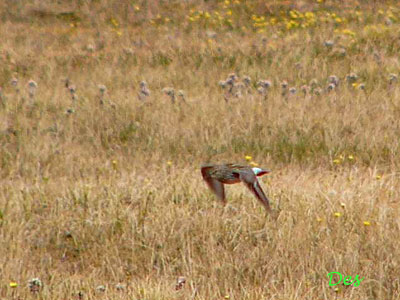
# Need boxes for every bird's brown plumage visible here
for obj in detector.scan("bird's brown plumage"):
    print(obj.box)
[201,163,271,211]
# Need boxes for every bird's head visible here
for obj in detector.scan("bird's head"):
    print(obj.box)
[252,167,270,177]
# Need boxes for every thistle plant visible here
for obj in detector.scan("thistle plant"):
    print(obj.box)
[96,285,106,292]
[314,87,323,96]
[10,77,19,93]
[301,85,310,95]
[69,85,77,103]
[324,40,334,48]
[225,73,238,95]
[389,73,398,85]
[242,75,252,94]
[309,78,318,89]
[328,75,339,87]
[162,87,175,103]
[242,76,251,87]
[234,82,244,98]
[27,80,38,103]
[218,80,227,89]
[138,81,150,101]
[177,90,186,103]
[98,84,107,105]
[66,108,75,115]
[281,80,288,97]
[115,283,125,291]
[327,83,336,92]
[257,86,265,95]
[256,80,271,96]
[28,278,42,293]
[219,73,238,102]
[346,73,358,84]
[175,276,186,290]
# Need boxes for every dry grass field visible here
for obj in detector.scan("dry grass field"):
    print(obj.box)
[1,0,400,299]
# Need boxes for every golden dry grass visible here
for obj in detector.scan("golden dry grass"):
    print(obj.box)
[1,0,400,299]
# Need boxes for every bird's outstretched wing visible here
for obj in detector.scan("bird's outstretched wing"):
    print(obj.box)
[201,165,226,203]
[238,171,271,211]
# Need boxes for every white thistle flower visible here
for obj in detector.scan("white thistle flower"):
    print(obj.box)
[28,278,42,293]
[96,285,106,292]
[98,84,107,93]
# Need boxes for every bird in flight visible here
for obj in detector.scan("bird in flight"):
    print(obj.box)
[201,163,271,211]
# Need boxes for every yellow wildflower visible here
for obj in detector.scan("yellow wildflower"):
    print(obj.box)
[376,175,382,180]
[289,11,298,19]
[110,17,119,27]
[167,161,172,166]
[245,155,252,161]
[305,12,315,19]
[342,29,356,37]
[340,202,346,208]
[334,212,342,218]
[348,155,354,160]
[363,221,371,226]
[333,159,341,165]
[10,282,18,288]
